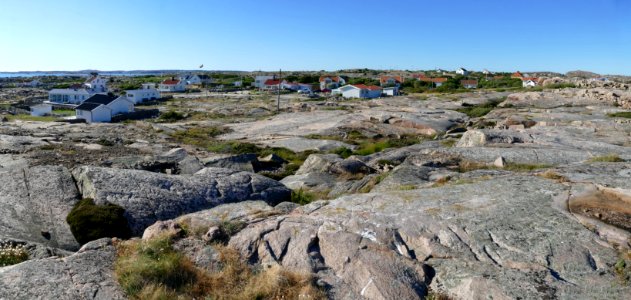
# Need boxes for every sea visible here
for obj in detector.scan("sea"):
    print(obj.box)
[0,72,165,78]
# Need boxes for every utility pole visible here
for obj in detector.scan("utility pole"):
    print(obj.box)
[277,69,281,113]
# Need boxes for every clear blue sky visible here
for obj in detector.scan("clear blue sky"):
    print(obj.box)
[1,0,630,74]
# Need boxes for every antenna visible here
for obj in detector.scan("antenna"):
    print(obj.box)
[277,69,281,113]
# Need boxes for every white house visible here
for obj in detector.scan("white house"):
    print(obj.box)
[75,94,134,123]
[262,79,285,91]
[456,68,470,76]
[522,78,538,88]
[30,104,52,116]
[158,79,186,92]
[84,75,108,93]
[253,75,276,88]
[382,87,399,96]
[126,83,160,104]
[319,76,346,90]
[75,102,112,123]
[338,84,382,99]
[48,88,92,104]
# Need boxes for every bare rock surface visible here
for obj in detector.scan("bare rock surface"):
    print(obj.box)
[72,166,291,235]
[221,176,630,299]
[0,164,80,250]
[0,238,125,300]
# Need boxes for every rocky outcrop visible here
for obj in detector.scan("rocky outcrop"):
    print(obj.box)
[72,166,291,235]
[0,164,80,250]
[222,176,630,299]
[0,238,125,300]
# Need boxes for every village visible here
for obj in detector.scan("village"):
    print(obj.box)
[0,68,608,124]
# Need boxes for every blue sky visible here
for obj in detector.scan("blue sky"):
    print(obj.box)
[1,0,630,74]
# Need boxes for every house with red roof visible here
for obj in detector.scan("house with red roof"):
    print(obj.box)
[380,76,403,87]
[262,79,286,91]
[319,76,346,90]
[511,71,524,79]
[522,77,539,88]
[158,78,186,92]
[337,84,382,99]
[418,77,448,87]
[461,79,478,89]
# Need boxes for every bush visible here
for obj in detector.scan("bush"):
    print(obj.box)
[290,188,318,205]
[456,98,505,118]
[158,110,186,122]
[66,198,132,245]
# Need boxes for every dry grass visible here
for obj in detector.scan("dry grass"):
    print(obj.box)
[115,236,325,300]
[538,170,569,182]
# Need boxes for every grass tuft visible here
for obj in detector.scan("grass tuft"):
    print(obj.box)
[588,154,625,163]
[115,237,325,300]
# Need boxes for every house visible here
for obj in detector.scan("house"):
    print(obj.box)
[456,68,469,76]
[253,75,276,88]
[380,76,403,87]
[76,102,111,123]
[482,69,492,75]
[20,79,42,88]
[30,104,52,116]
[418,77,448,87]
[511,71,524,79]
[75,94,134,123]
[338,84,382,99]
[382,87,399,96]
[319,76,346,90]
[158,79,186,92]
[522,77,539,88]
[84,74,108,93]
[263,79,286,91]
[126,83,160,104]
[179,74,213,86]
[179,74,202,85]
[461,80,478,89]
[48,88,92,104]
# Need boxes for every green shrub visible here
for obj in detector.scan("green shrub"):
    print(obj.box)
[290,189,319,205]
[66,198,132,245]
[158,110,186,122]
[607,112,631,119]
[330,146,353,158]
[456,98,505,118]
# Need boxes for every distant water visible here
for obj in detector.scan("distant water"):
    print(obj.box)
[0,72,160,78]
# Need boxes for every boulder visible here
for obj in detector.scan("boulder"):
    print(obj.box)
[72,166,291,235]
[0,238,125,300]
[202,153,258,172]
[142,220,183,240]
[456,129,532,147]
[0,165,80,250]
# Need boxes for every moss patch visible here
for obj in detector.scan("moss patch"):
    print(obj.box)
[66,198,132,245]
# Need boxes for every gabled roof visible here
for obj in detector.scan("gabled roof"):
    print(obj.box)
[85,76,98,83]
[264,79,282,85]
[49,88,90,95]
[352,84,382,91]
[512,71,523,78]
[84,94,118,105]
[460,80,478,85]
[162,79,181,85]
[419,77,448,83]
[319,76,341,82]
[522,77,538,82]
[75,102,103,111]
[380,76,403,84]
